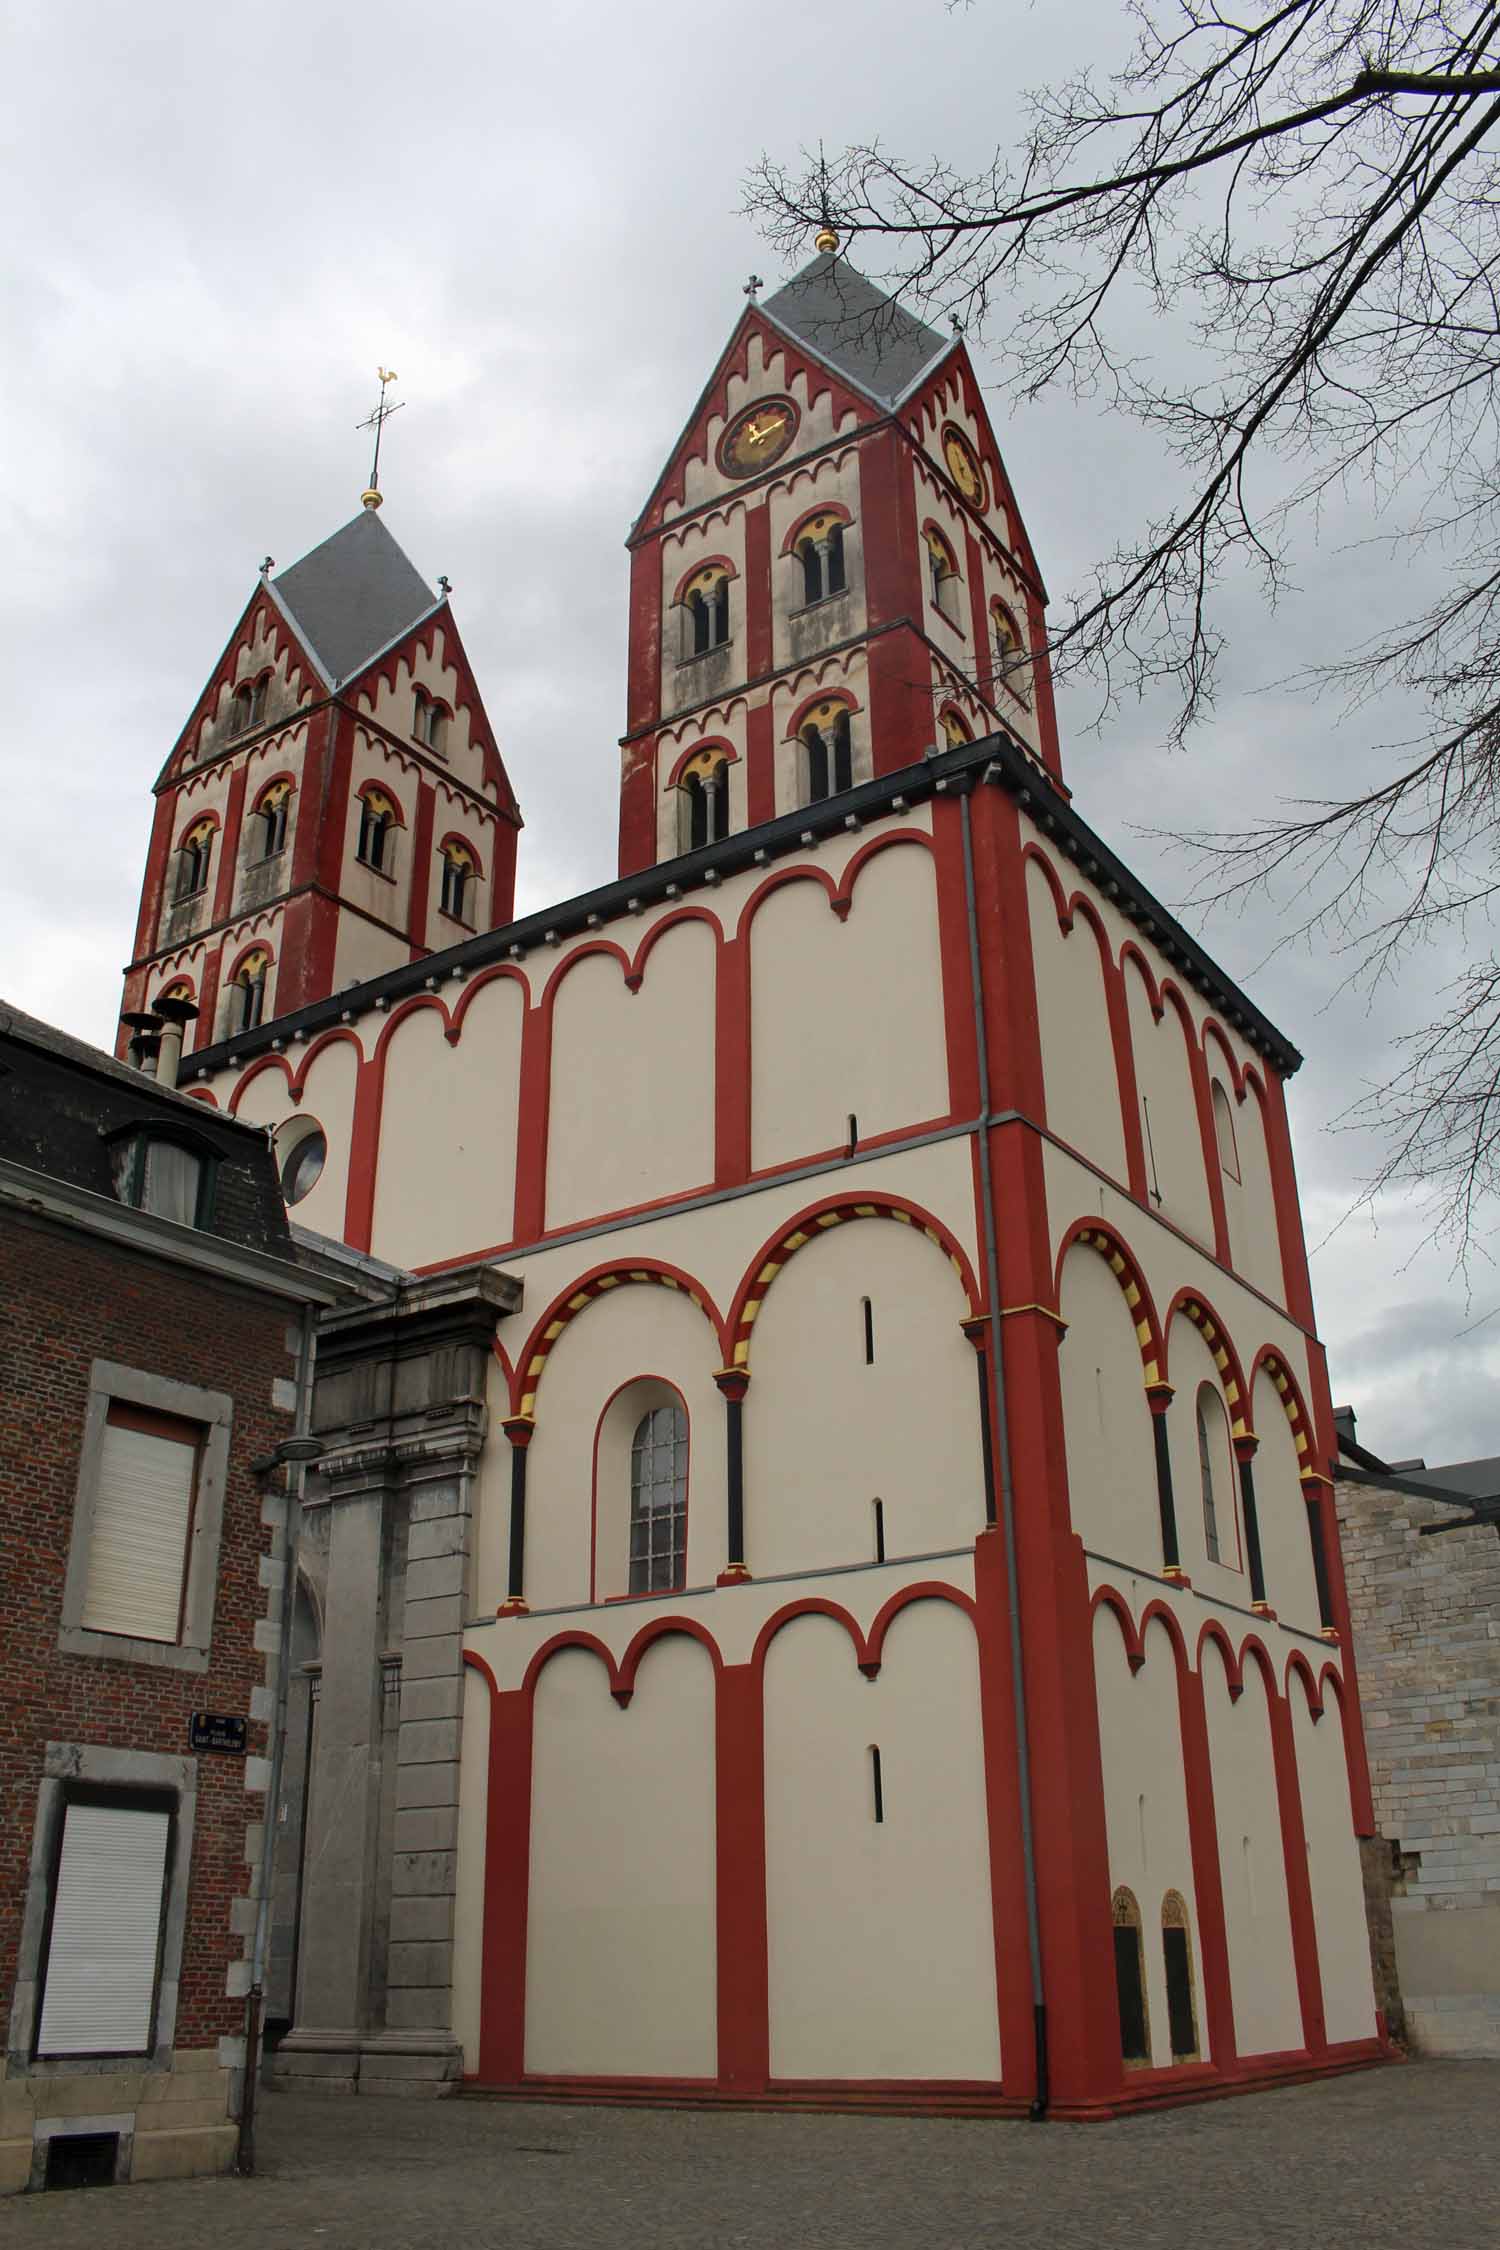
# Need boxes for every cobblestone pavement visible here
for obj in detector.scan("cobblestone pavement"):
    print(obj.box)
[5,2062,1498,2249]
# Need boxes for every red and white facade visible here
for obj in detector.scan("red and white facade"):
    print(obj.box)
[119,258,1386,2116]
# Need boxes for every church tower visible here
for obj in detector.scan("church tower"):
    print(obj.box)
[119,500,521,1062]
[619,246,1062,875]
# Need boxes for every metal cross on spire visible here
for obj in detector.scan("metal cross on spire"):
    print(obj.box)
[356,366,404,510]
[743,274,764,302]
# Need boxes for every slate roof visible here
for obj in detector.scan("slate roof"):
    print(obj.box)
[270,508,437,686]
[760,253,953,410]
[1409,1456,1500,1505]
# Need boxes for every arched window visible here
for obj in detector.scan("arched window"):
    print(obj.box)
[412,688,449,753]
[801,699,854,805]
[923,527,961,626]
[1196,1382,1232,1566]
[1162,1892,1200,2061]
[356,789,396,873]
[678,748,732,852]
[939,705,972,750]
[793,514,848,606]
[232,949,270,1035]
[174,821,215,901]
[439,839,476,922]
[682,567,731,658]
[254,780,292,859]
[1111,1887,1150,2064]
[1211,1080,1241,1182]
[230,674,269,736]
[991,601,1031,702]
[629,1403,688,1593]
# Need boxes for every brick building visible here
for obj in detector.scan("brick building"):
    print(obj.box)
[0,1001,331,2191]
[1335,1410,1500,2057]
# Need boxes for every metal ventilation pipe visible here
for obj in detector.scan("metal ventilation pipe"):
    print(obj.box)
[118,1010,165,1072]
[152,994,199,1089]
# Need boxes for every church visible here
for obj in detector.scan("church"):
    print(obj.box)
[116,246,1386,2116]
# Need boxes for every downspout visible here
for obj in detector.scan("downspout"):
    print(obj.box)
[237,1297,321,2176]
[959,779,1050,2120]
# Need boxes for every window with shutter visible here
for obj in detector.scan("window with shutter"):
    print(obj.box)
[80,1408,199,1644]
[36,1800,171,2056]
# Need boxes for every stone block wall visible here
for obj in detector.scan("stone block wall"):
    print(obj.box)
[1337,1480,1500,2056]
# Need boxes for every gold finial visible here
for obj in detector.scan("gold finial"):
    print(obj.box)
[356,366,404,508]
[815,224,839,254]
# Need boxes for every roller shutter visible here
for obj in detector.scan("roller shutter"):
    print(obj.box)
[36,1802,171,2055]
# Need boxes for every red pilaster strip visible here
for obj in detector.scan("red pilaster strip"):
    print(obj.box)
[972,786,1044,1119]
[861,424,919,629]
[745,702,776,828]
[343,1050,382,1253]
[1177,1664,1238,2072]
[211,763,249,926]
[408,778,436,954]
[987,1134,1121,2106]
[1267,1686,1327,2054]
[1259,1068,1317,1329]
[1026,586,1064,782]
[1102,956,1150,1202]
[512,1002,551,1245]
[930,795,981,1119]
[865,628,929,776]
[489,814,518,929]
[476,1673,533,2086]
[714,1662,769,2091]
[625,538,662,738]
[972,1522,1043,2096]
[1187,1035,1232,1263]
[714,934,751,1187]
[304,705,351,894]
[744,501,772,681]
[966,528,995,708]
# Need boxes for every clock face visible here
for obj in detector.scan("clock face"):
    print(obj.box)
[943,428,986,508]
[718,398,799,478]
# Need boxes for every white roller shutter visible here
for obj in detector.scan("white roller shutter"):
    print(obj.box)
[81,1415,197,1642]
[36,1802,171,2055]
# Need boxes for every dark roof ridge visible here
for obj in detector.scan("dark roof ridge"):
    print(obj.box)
[760,253,953,411]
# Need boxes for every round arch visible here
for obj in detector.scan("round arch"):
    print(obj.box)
[511,1261,727,1418]
[725,1193,982,1373]
[1053,1220,1165,1389]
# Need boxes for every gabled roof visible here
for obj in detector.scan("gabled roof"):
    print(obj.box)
[269,508,437,687]
[760,253,953,410]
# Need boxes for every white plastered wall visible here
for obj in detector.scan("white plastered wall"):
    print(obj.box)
[1201,1641,1302,2057]
[1123,963,1214,1250]
[1026,862,1128,1181]
[453,1660,491,2072]
[1056,1245,1161,1569]
[1251,1367,1324,1634]
[332,909,409,992]
[745,1214,985,1577]
[495,1281,726,1616]
[1093,1609,1206,2065]
[229,1035,359,1241]
[371,976,523,1268]
[524,1636,717,2076]
[750,843,950,1169]
[359,626,495,802]
[544,917,716,1230]
[343,731,415,928]
[1220,1072,1283,1302]
[1165,1319,1251,1598]
[763,1600,1000,2081]
[1290,1681,1377,2045]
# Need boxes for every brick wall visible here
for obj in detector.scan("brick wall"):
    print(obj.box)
[0,1205,296,2054]
[1337,1479,1500,2056]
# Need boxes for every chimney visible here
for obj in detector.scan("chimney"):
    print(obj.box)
[152,994,200,1090]
[119,1010,165,1073]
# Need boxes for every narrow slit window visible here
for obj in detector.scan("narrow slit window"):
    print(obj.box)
[873,1498,885,1564]
[861,1296,875,1364]
[845,1112,858,1158]
[1112,1887,1150,2064]
[869,1745,884,1824]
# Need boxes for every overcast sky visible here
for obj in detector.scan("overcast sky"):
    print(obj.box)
[3,1,1494,1466]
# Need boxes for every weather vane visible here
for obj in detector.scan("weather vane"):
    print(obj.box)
[357,366,404,510]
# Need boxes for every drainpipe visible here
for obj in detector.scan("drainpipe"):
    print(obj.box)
[237,1300,322,2175]
[959,779,1050,2120]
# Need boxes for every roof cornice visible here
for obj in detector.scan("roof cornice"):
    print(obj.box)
[183,730,1302,1080]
